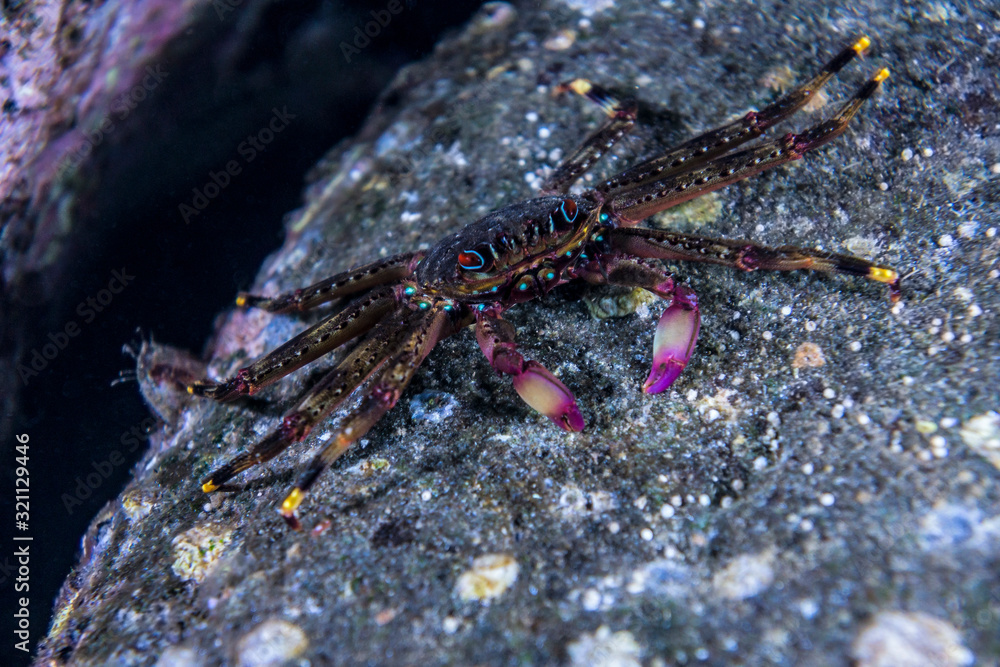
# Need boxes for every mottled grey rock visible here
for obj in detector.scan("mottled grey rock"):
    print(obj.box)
[38,1,1000,665]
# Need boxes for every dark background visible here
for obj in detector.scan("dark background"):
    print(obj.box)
[3,1,484,663]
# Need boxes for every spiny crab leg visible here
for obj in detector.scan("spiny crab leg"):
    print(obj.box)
[540,79,638,195]
[236,252,425,313]
[188,287,397,401]
[607,227,901,301]
[279,308,452,529]
[475,306,585,431]
[605,66,891,224]
[595,36,874,195]
[199,314,413,493]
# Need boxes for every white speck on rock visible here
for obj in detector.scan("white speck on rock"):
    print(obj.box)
[851,611,973,667]
[237,619,308,667]
[960,411,1000,470]
[567,625,642,667]
[713,549,776,600]
[156,646,203,667]
[456,554,519,602]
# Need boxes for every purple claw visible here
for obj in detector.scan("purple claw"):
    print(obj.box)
[512,360,585,431]
[643,293,701,394]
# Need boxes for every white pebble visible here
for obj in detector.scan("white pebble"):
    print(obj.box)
[823,388,836,399]
[921,147,934,157]
[698,494,711,507]
[780,306,792,316]
[525,111,539,123]
[901,148,914,161]
[937,235,954,247]
[753,456,768,471]
[660,504,676,519]
[640,528,654,541]
[805,320,817,331]
[607,521,620,534]
[582,589,601,611]
[849,341,862,352]
[857,413,872,426]
[832,405,846,419]
[538,126,551,139]
[819,493,836,507]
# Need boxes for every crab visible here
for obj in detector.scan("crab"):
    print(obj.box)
[189,37,899,528]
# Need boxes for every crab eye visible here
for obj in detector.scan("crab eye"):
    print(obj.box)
[458,249,493,272]
[561,198,578,223]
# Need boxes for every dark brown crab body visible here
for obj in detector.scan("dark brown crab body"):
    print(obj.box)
[190,37,899,527]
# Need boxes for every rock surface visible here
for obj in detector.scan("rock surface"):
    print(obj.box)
[38,1,999,664]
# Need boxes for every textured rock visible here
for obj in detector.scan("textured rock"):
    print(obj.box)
[38,1,1000,664]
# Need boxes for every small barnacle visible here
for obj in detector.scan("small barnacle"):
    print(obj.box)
[171,523,233,583]
[792,341,826,368]
[455,553,519,602]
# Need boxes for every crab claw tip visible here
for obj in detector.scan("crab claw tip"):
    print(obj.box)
[643,300,700,394]
[512,361,585,431]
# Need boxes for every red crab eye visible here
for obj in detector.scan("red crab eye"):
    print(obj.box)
[458,247,494,272]
[550,198,579,232]
[560,198,578,222]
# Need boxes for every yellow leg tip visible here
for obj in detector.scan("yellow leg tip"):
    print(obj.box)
[235,293,248,307]
[187,385,196,395]
[868,267,898,284]
[202,481,218,493]
[852,36,872,54]
[874,67,890,83]
[280,488,304,516]
[568,78,593,96]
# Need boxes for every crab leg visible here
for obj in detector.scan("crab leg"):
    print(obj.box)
[606,67,890,224]
[540,80,638,194]
[188,287,398,401]
[199,314,413,492]
[576,257,701,394]
[237,252,424,313]
[607,227,901,301]
[475,306,585,431]
[279,308,453,528]
[597,36,873,195]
